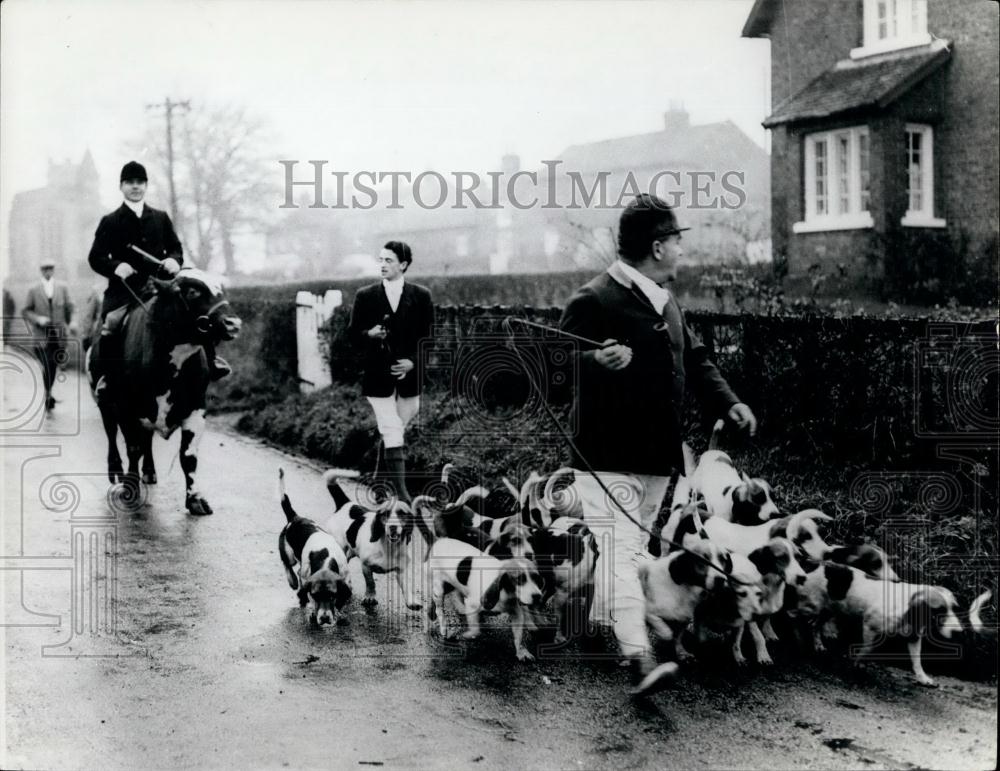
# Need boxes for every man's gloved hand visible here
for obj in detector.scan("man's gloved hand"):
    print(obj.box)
[114,263,137,280]
[161,258,181,276]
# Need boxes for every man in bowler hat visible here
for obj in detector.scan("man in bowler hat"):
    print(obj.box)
[560,193,757,698]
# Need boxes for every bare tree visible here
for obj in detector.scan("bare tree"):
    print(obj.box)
[129,102,278,273]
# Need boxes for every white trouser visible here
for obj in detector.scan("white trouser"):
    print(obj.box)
[569,470,671,658]
[366,393,420,448]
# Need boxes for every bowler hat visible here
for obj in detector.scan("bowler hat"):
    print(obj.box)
[120,161,148,183]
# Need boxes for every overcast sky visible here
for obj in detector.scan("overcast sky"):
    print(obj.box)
[0,0,769,265]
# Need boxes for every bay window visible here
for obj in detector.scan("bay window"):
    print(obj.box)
[794,126,873,232]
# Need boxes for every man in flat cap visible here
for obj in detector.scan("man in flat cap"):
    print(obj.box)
[87,161,229,398]
[22,258,76,411]
[559,193,757,698]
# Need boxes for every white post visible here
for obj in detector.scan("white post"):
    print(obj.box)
[295,289,342,393]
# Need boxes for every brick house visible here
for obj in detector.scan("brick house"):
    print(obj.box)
[743,0,999,295]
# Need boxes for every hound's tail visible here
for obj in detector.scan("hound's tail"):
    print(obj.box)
[440,462,455,486]
[323,468,361,510]
[968,589,992,632]
[410,495,439,549]
[278,468,297,523]
[681,441,697,477]
[708,419,726,451]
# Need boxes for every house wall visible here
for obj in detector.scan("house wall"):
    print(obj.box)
[930,0,1000,249]
[768,0,999,287]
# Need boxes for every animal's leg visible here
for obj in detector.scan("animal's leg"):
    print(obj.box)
[673,625,696,663]
[748,620,774,665]
[551,588,570,644]
[116,420,146,510]
[141,431,157,484]
[99,405,123,484]
[731,623,748,666]
[461,606,481,640]
[852,624,878,661]
[180,409,212,516]
[511,606,535,662]
[361,564,378,608]
[394,568,421,611]
[908,637,935,687]
[762,617,779,642]
[645,612,675,642]
[434,586,449,638]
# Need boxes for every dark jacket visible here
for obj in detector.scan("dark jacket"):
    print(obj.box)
[88,203,183,316]
[349,281,434,398]
[559,262,739,476]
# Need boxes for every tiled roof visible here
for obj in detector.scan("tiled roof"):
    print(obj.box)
[763,43,951,127]
[556,120,768,174]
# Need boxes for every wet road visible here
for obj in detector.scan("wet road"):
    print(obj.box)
[2,362,997,770]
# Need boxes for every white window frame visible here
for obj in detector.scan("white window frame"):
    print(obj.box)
[794,126,874,233]
[902,123,946,228]
[852,0,931,59]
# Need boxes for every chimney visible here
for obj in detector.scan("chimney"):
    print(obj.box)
[663,101,689,134]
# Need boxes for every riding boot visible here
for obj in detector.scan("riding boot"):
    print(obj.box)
[92,305,129,401]
[203,341,231,382]
[384,446,411,503]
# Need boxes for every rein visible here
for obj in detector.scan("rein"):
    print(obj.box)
[501,316,750,586]
[121,244,229,335]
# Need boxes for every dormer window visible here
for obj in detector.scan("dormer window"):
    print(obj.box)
[852,0,931,58]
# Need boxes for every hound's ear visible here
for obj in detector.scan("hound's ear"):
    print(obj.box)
[335,579,352,609]
[482,574,505,611]
[720,551,733,575]
[823,563,854,601]
[914,587,949,609]
[669,552,705,587]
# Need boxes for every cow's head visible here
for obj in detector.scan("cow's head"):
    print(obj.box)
[173,268,242,342]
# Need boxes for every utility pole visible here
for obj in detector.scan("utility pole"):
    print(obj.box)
[145,97,191,226]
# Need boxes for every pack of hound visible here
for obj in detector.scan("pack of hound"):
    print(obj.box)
[275,421,992,688]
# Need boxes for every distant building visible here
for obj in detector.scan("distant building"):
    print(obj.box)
[543,106,772,268]
[262,110,771,278]
[7,151,103,282]
[743,0,999,279]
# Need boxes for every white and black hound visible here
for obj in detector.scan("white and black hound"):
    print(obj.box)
[324,470,422,611]
[277,469,352,626]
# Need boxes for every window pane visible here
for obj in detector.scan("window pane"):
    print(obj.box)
[859,133,870,212]
[912,0,926,34]
[878,0,888,38]
[838,135,851,213]
[815,140,827,215]
[907,129,923,212]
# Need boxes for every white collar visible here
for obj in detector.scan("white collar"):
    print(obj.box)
[123,199,145,217]
[614,260,672,313]
[382,276,405,292]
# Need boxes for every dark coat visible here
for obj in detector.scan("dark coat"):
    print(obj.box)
[88,203,183,316]
[349,281,434,398]
[559,262,739,476]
